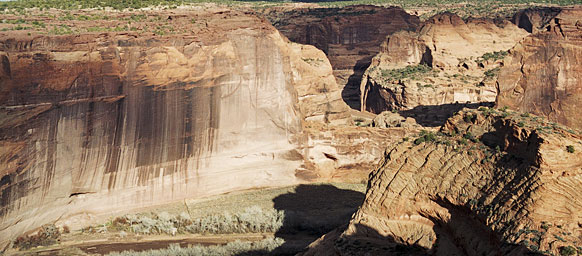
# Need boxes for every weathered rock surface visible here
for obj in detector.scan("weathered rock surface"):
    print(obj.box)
[299,119,420,183]
[497,7,582,129]
[0,9,353,248]
[303,108,582,255]
[270,5,420,70]
[267,5,420,110]
[291,43,351,123]
[360,13,529,115]
[371,111,419,129]
[511,7,562,33]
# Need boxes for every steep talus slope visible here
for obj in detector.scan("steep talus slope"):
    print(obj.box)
[360,12,529,115]
[303,108,582,255]
[267,5,420,110]
[0,9,347,248]
[497,7,582,129]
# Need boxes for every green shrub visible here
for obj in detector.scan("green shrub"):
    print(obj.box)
[479,50,508,62]
[566,145,575,153]
[101,207,287,236]
[414,130,436,145]
[185,206,284,234]
[517,122,525,127]
[559,246,576,256]
[105,237,284,256]
[380,64,432,82]
[484,67,500,78]
[458,138,468,145]
[13,224,60,250]
[463,132,478,143]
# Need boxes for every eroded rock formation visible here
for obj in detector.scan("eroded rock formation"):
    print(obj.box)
[0,9,347,248]
[511,7,562,33]
[299,123,419,183]
[497,7,582,129]
[303,108,582,255]
[267,5,420,109]
[360,13,529,115]
[290,43,351,123]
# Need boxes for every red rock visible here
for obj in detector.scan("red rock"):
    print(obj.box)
[497,8,582,129]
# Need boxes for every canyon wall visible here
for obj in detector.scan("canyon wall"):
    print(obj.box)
[299,7,582,256]
[0,12,326,248]
[269,5,420,110]
[360,13,529,115]
[497,8,582,129]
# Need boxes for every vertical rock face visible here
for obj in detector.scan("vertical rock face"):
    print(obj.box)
[511,7,562,33]
[289,43,350,123]
[272,5,420,70]
[360,13,529,115]
[497,8,582,129]
[268,5,420,110]
[0,13,327,247]
[303,108,582,255]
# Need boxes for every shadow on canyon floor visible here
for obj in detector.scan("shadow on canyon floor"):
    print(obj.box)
[239,184,365,255]
[400,102,495,127]
[300,196,542,256]
[341,56,373,111]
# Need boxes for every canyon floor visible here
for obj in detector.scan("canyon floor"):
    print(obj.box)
[5,182,366,255]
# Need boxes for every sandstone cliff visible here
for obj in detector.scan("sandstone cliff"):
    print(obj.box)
[497,7,582,129]
[0,8,349,248]
[267,5,420,110]
[360,13,529,115]
[512,7,562,33]
[303,107,582,255]
[290,43,350,123]
[299,121,419,183]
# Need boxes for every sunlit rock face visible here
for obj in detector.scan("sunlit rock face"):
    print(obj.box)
[497,8,582,129]
[302,109,582,256]
[0,14,314,247]
[360,12,529,115]
[269,5,421,110]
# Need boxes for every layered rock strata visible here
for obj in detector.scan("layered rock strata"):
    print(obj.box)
[0,9,345,248]
[268,5,420,109]
[299,122,420,183]
[291,44,351,123]
[303,108,582,255]
[497,8,582,129]
[360,13,529,115]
